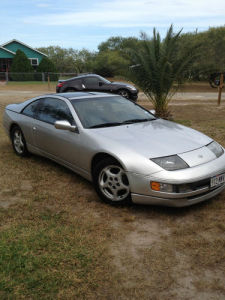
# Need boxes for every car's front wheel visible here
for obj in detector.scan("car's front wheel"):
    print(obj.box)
[93,158,131,205]
[11,126,28,157]
[118,89,130,99]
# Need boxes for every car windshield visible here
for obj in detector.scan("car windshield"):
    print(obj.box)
[70,96,156,129]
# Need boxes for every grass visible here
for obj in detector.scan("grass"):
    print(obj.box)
[0,85,225,299]
[0,81,57,92]
[0,120,114,298]
[6,81,57,85]
[0,212,102,298]
[0,195,112,298]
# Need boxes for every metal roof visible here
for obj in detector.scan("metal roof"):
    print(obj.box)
[0,46,16,55]
[1,39,48,57]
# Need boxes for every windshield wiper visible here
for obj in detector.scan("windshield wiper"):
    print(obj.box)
[122,118,155,124]
[89,122,123,128]
[89,118,155,128]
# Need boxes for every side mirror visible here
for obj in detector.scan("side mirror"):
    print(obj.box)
[54,120,77,132]
[99,81,103,86]
[149,109,156,116]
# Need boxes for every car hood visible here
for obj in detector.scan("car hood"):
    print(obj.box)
[92,119,212,159]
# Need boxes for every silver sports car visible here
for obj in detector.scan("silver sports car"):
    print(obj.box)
[3,92,225,207]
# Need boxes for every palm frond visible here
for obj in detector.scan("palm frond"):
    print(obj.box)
[126,25,200,118]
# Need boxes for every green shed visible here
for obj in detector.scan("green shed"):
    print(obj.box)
[0,39,47,72]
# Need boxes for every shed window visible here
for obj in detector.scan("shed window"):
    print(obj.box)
[29,58,38,66]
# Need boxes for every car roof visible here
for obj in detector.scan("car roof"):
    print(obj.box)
[54,91,117,100]
[6,92,117,114]
[62,74,101,82]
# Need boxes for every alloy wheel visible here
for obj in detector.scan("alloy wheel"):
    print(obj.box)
[13,129,25,154]
[98,165,130,201]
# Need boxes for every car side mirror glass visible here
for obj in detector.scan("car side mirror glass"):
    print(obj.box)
[54,120,77,132]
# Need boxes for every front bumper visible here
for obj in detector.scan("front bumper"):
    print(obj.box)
[130,93,138,101]
[131,183,225,207]
[128,151,225,207]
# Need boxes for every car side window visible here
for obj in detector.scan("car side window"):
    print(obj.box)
[83,77,99,88]
[22,100,41,118]
[36,98,75,125]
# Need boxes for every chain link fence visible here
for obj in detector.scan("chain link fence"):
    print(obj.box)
[0,72,82,83]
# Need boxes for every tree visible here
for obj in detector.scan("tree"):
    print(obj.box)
[93,50,130,77]
[10,49,33,81]
[37,46,76,72]
[37,56,58,81]
[10,49,33,72]
[96,37,140,77]
[37,46,96,73]
[37,57,57,73]
[177,26,225,81]
[127,25,199,118]
[72,49,96,73]
[98,36,139,52]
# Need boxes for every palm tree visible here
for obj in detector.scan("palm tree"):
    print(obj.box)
[127,25,199,118]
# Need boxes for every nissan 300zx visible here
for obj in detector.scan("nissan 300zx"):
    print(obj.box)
[3,92,225,207]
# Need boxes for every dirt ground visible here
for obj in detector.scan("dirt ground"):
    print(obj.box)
[0,83,225,299]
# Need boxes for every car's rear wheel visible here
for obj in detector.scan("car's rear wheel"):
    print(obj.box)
[11,126,28,157]
[93,158,131,205]
[118,89,130,99]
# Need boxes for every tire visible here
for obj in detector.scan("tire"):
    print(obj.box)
[11,126,28,157]
[118,89,130,99]
[93,157,131,205]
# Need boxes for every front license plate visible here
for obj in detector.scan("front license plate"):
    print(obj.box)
[210,173,225,188]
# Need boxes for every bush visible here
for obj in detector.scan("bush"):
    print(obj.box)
[10,50,33,80]
[93,51,129,77]
[37,57,56,72]
[37,57,59,81]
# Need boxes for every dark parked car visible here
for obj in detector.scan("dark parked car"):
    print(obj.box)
[56,74,138,101]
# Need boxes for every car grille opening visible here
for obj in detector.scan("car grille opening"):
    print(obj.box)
[175,178,210,193]
[187,184,223,200]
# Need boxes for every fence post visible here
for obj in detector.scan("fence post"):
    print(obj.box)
[42,72,45,82]
[217,73,224,106]
[5,72,9,83]
[48,73,50,90]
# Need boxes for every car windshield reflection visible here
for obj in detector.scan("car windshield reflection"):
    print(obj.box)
[70,96,156,129]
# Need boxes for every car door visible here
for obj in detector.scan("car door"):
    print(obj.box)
[30,97,83,169]
[82,76,103,92]
[70,78,83,91]
[21,98,42,149]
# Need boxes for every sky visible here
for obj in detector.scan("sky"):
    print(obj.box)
[1,0,225,51]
